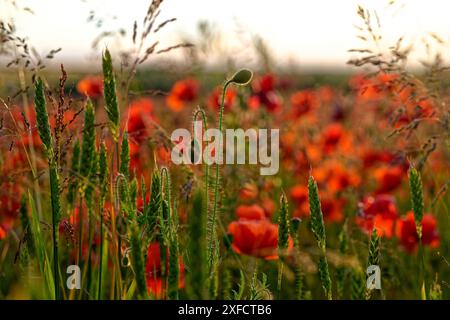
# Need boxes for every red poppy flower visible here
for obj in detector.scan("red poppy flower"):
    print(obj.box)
[320,197,345,223]
[327,164,361,193]
[0,224,6,240]
[124,98,155,144]
[208,86,236,112]
[362,149,395,168]
[396,212,439,253]
[356,194,398,237]
[374,166,404,194]
[156,146,172,165]
[251,73,277,95]
[290,185,308,205]
[290,185,310,218]
[320,123,352,154]
[9,108,42,149]
[261,197,276,218]
[290,90,318,118]
[166,78,199,112]
[236,204,266,220]
[248,92,282,112]
[0,183,20,227]
[317,86,334,104]
[290,185,344,223]
[350,73,394,102]
[227,219,291,260]
[239,183,258,201]
[146,242,185,298]
[76,75,103,98]
[248,73,282,112]
[122,98,157,172]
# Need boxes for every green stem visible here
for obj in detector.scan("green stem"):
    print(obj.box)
[98,209,104,300]
[49,163,61,300]
[77,197,83,268]
[418,236,428,299]
[277,259,284,299]
[209,81,231,297]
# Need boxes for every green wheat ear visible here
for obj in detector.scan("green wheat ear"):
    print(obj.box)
[120,131,130,179]
[80,100,96,182]
[228,69,253,86]
[308,175,332,299]
[146,170,162,233]
[368,228,380,267]
[408,164,429,299]
[34,78,52,152]
[351,269,365,300]
[34,78,61,300]
[277,193,290,298]
[308,176,326,251]
[278,193,290,252]
[408,165,424,238]
[102,48,120,142]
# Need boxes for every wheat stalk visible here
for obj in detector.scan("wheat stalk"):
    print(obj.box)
[308,175,332,299]
[34,77,61,300]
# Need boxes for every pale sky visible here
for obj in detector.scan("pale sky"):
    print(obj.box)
[2,0,450,71]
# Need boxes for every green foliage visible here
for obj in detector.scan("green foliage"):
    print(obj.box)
[351,269,365,300]
[187,191,207,299]
[318,256,332,300]
[145,170,162,233]
[19,195,35,257]
[33,79,61,300]
[308,175,332,299]
[168,226,180,300]
[67,140,81,206]
[232,270,246,300]
[336,227,348,299]
[408,166,424,238]
[129,223,148,299]
[308,176,326,251]
[33,78,52,152]
[102,48,120,141]
[79,100,96,182]
[277,193,290,252]
[366,229,381,300]
[99,142,109,200]
[249,270,270,300]
[368,228,380,267]
[290,217,304,300]
[277,193,289,297]
[28,193,55,299]
[120,131,130,179]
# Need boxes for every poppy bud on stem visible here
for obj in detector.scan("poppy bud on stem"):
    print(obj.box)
[209,69,253,298]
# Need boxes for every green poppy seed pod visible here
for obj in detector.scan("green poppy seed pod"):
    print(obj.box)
[228,69,253,86]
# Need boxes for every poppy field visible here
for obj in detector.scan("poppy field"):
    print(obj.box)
[0,1,449,300]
